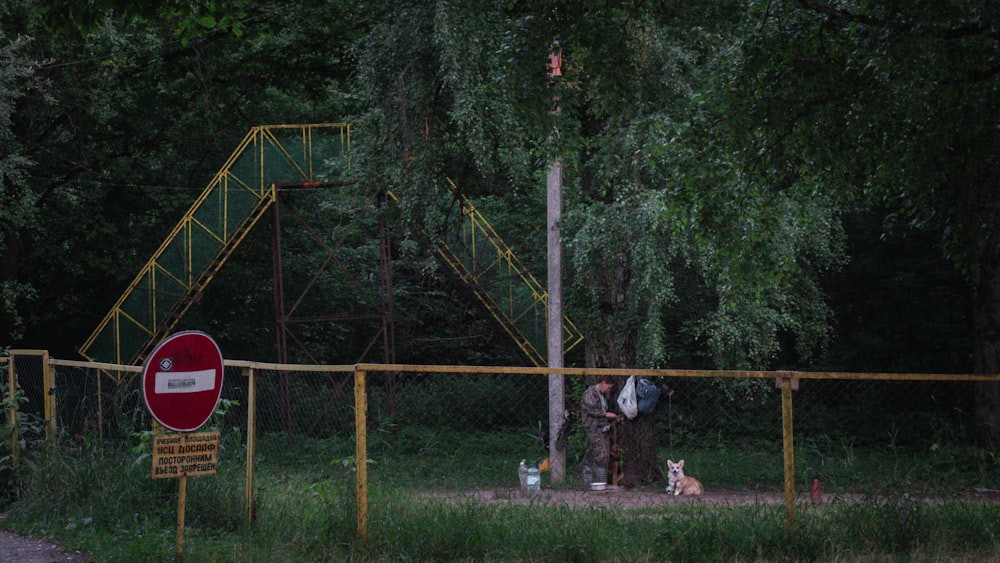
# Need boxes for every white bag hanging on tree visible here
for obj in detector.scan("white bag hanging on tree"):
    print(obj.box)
[617,376,638,419]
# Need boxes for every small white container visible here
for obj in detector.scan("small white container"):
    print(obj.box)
[526,466,541,491]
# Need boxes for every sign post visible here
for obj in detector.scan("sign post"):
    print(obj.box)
[141,331,224,561]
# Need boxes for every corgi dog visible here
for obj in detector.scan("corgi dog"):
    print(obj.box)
[666,459,704,496]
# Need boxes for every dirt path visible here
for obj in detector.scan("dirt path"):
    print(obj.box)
[0,520,89,563]
[420,485,801,510]
[420,485,1000,509]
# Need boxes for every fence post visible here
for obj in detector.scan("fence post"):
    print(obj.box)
[5,355,16,468]
[778,376,799,540]
[244,365,256,525]
[355,367,368,546]
[43,351,55,447]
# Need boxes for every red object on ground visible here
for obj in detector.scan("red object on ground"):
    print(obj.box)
[811,479,822,503]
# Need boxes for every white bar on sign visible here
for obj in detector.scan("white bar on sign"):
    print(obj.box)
[155,370,216,394]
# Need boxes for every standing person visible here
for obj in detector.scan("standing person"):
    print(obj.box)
[580,376,618,485]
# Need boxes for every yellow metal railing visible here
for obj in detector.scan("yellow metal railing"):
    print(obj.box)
[78,122,578,370]
[434,179,585,366]
[78,124,350,369]
[3,355,15,467]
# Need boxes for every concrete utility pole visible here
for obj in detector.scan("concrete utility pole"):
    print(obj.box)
[547,48,566,484]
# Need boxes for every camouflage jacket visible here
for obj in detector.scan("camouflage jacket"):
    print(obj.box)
[580,384,609,435]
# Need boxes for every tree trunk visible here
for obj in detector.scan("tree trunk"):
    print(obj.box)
[584,254,662,485]
[621,413,661,485]
[973,247,1000,443]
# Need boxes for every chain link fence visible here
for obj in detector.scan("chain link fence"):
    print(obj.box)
[4,351,999,540]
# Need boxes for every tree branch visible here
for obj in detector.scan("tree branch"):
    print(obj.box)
[798,0,1000,41]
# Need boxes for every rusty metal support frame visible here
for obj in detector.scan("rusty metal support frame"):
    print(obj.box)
[271,188,397,368]
[269,186,394,436]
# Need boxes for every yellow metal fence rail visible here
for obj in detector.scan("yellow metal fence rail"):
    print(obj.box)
[6,350,999,545]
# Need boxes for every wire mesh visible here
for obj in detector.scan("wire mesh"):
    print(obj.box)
[78,124,351,366]
[5,353,1000,540]
[435,184,585,366]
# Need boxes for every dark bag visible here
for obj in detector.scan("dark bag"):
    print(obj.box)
[635,377,661,415]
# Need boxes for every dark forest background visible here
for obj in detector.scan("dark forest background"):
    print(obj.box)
[1,2,985,389]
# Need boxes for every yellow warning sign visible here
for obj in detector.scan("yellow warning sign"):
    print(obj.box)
[152,431,220,479]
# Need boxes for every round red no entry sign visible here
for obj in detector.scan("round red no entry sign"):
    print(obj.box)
[141,331,225,432]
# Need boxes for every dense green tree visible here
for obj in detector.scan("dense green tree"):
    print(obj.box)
[0,29,39,344]
[4,0,529,370]
[700,0,999,438]
[36,0,251,42]
[1,0,982,476]
[351,0,848,481]
[820,206,971,374]
[0,0,368,357]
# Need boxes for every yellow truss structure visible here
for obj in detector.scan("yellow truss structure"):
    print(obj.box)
[435,179,584,366]
[79,123,581,369]
[79,124,350,368]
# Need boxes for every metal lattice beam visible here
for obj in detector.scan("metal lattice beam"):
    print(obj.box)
[79,124,351,367]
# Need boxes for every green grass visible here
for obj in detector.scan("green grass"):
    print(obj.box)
[2,429,1000,561]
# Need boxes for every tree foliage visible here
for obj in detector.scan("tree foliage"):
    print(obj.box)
[0,2,979,435]
[0,30,41,343]
[347,0,854,480]
[350,1,846,375]
[36,0,252,43]
[715,1,1000,275]
[697,0,997,435]
[0,0,366,355]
